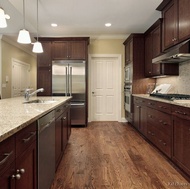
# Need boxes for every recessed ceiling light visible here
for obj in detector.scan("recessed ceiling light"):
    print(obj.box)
[51,23,57,27]
[105,23,111,27]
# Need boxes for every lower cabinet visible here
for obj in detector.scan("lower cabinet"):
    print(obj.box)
[55,102,71,170]
[0,122,37,189]
[172,105,190,177]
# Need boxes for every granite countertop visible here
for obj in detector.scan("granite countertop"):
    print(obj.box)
[0,96,72,143]
[132,94,190,108]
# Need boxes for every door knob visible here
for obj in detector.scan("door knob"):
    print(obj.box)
[92,92,95,94]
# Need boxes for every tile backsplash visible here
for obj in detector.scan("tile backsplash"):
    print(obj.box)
[156,60,190,94]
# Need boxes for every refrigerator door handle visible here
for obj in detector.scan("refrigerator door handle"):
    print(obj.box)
[65,67,68,96]
[70,66,72,96]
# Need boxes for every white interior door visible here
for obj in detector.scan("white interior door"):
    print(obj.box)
[90,56,121,121]
[12,59,30,97]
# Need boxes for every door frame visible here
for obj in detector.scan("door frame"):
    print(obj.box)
[88,54,122,122]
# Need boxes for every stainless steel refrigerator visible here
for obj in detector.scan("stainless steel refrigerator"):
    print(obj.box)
[52,60,86,126]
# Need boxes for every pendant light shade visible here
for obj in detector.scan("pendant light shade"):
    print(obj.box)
[32,0,43,53]
[17,0,31,44]
[32,41,43,53]
[0,7,10,28]
[17,29,31,44]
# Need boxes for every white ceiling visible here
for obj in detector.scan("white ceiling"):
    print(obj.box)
[0,0,162,41]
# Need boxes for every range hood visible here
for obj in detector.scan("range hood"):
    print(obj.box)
[152,39,190,64]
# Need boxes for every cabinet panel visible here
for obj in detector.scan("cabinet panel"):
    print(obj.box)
[173,116,190,176]
[37,42,52,67]
[178,0,190,42]
[15,142,36,189]
[37,67,52,96]
[52,42,68,60]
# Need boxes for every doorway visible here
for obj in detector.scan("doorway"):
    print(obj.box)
[12,59,30,97]
[89,54,122,122]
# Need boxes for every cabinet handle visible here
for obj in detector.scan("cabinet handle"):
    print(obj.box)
[151,133,155,136]
[136,105,140,108]
[0,151,13,165]
[22,132,36,143]
[12,174,21,180]
[148,115,152,118]
[163,142,166,146]
[175,110,187,115]
[17,168,25,174]
[63,117,67,120]
[158,105,167,109]
[159,139,162,143]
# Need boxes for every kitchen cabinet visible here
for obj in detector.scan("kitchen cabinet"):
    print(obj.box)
[52,41,87,60]
[157,0,190,50]
[37,41,52,96]
[144,19,179,77]
[55,102,71,170]
[0,122,37,189]
[172,105,190,177]
[133,97,147,136]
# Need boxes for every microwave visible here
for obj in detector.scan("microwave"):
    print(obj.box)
[125,64,132,83]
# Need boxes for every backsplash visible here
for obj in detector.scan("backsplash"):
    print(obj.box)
[156,60,190,95]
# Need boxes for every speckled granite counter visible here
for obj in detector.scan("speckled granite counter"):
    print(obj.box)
[132,94,190,108]
[0,96,72,142]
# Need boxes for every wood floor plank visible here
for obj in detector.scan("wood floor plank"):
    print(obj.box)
[51,122,189,189]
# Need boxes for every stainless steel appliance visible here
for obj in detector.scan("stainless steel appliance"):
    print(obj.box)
[37,111,55,189]
[124,64,132,83]
[124,84,132,123]
[52,60,86,126]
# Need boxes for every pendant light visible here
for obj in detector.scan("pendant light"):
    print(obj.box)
[32,0,43,53]
[0,7,10,28]
[17,0,31,44]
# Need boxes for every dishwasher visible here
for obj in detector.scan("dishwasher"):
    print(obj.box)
[37,110,55,189]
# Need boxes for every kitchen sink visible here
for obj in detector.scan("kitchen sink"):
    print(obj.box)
[23,99,57,104]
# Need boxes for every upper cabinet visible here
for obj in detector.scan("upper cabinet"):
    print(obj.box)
[144,19,179,77]
[52,40,88,60]
[157,0,190,50]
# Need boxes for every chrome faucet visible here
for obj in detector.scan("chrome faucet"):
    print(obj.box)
[24,88,44,101]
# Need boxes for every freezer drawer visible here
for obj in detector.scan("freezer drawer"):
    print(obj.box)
[70,102,86,126]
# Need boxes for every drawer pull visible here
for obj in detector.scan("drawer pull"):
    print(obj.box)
[63,117,67,120]
[175,110,187,115]
[159,106,167,109]
[12,174,21,180]
[163,142,167,146]
[0,151,13,165]
[151,133,155,136]
[23,132,36,143]
[159,139,162,143]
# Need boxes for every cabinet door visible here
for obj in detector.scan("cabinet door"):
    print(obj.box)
[37,41,52,67]
[15,142,36,189]
[162,0,177,50]
[125,39,133,65]
[62,111,68,151]
[144,33,153,77]
[139,106,147,137]
[173,116,190,176]
[52,41,68,60]
[133,104,140,130]
[0,163,15,189]
[69,41,86,60]
[37,67,52,96]
[178,0,190,42]
[55,115,63,169]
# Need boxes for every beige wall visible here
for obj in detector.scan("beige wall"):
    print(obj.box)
[1,40,36,99]
[88,38,126,119]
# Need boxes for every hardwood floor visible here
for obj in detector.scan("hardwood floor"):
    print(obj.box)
[51,122,189,189]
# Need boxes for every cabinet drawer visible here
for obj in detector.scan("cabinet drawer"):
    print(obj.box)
[146,99,157,109]
[16,122,37,157]
[156,101,171,114]
[133,97,147,105]
[147,108,171,136]
[172,105,190,120]
[0,136,15,174]
[55,105,64,119]
[147,124,171,158]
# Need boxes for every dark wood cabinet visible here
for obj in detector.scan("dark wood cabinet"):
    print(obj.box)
[133,97,147,137]
[37,41,52,96]
[52,41,87,60]
[55,102,71,170]
[124,39,133,65]
[158,0,190,50]
[172,105,190,177]
[0,122,37,189]
[144,19,179,77]
[37,67,52,96]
